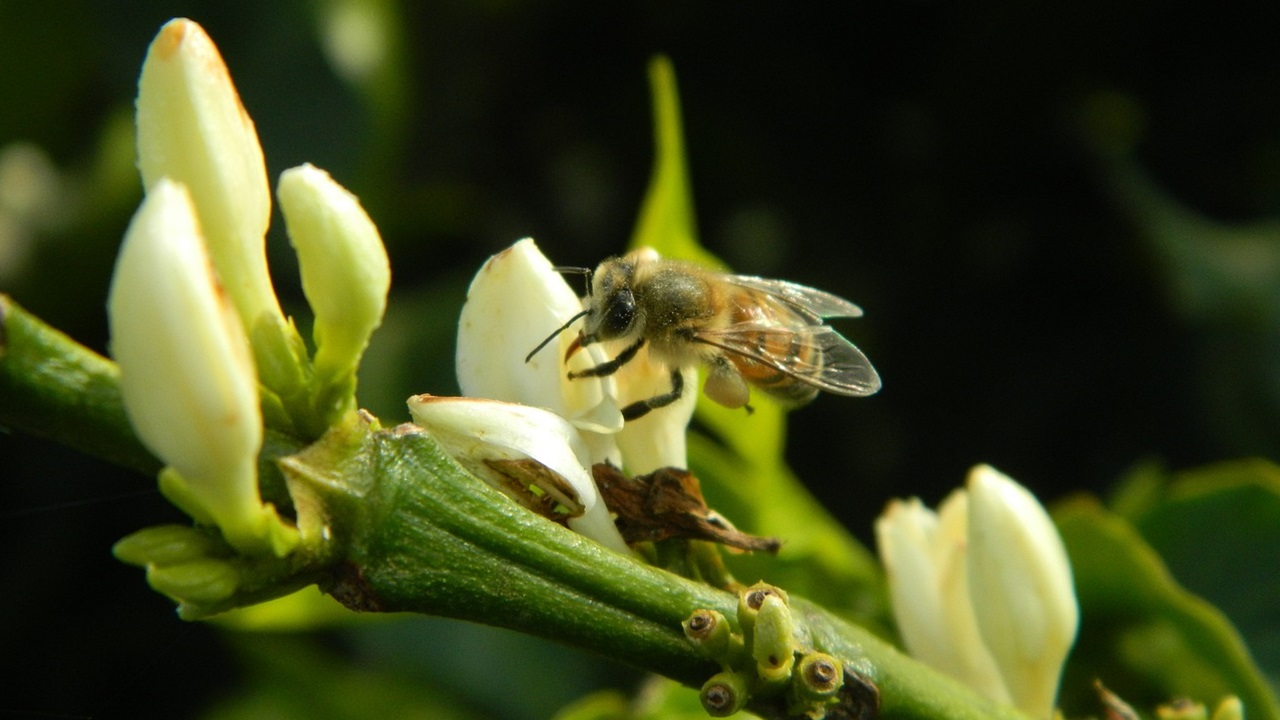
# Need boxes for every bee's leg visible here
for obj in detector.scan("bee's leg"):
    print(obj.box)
[620,369,684,421]
[567,338,645,379]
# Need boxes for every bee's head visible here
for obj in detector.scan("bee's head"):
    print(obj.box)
[583,256,638,343]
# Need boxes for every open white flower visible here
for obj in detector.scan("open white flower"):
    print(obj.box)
[456,238,696,473]
[408,395,630,553]
[876,464,1077,719]
[456,238,623,438]
[107,179,295,556]
[446,238,704,551]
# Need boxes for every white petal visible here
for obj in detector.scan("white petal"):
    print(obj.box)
[135,18,279,331]
[966,464,1078,719]
[877,498,950,666]
[107,179,273,552]
[612,347,697,474]
[877,494,1011,705]
[932,491,1013,704]
[277,163,390,382]
[407,395,630,553]
[455,238,623,435]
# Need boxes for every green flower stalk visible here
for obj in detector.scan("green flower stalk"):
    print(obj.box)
[683,609,743,666]
[700,670,750,717]
[795,652,844,700]
[106,178,296,556]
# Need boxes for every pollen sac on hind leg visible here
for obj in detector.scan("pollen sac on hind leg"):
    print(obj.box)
[703,358,750,409]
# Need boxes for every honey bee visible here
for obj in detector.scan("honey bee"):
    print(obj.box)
[527,248,881,421]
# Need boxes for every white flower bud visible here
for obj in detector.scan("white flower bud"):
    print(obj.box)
[277,163,390,390]
[407,395,631,554]
[966,464,1078,720]
[135,18,281,336]
[876,465,1077,719]
[107,179,292,555]
[875,494,1011,706]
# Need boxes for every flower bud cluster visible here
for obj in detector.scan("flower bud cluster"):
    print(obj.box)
[684,583,876,719]
[109,19,389,563]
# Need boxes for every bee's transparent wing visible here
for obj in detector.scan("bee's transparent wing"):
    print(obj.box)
[724,275,863,322]
[694,323,882,397]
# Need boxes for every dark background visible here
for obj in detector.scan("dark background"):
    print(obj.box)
[3,1,1279,717]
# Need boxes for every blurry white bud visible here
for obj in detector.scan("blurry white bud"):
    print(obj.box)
[277,163,390,398]
[135,18,281,335]
[876,493,1012,706]
[966,464,1078,720]
[107,178,294,555]
[876,465,1077,719]
[407,395,631,554]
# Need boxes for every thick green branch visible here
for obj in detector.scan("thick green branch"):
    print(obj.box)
[284,421,1031,720]
[0,295,158,474]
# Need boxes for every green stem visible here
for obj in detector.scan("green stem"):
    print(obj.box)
[0,294,158,474]
[286,420,1032,720]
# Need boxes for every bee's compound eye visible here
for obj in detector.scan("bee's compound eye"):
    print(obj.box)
[599,288,636,339]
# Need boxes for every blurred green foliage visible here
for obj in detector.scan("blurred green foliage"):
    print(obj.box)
[1056,472,1280,719]
[4,1,1280,719]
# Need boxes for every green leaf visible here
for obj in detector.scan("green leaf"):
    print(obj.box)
[628,55,719,270]
[554,690,630,720]
[1122,460,1280,699]
[1054,497,1280,719]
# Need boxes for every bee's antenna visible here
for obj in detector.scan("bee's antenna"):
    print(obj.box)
[553,266,593,294]
[525,308,590,363]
